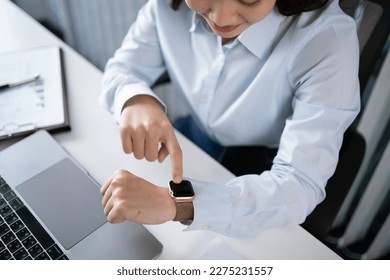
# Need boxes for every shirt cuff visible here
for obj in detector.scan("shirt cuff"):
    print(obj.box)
[113,83,167,122]
[184,178,232,235]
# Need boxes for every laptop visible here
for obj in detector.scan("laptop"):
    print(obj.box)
[0,130,163,260]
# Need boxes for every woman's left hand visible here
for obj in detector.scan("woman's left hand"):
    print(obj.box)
[100,170,176,224]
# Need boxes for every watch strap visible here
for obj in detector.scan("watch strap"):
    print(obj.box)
[173,201,194,222]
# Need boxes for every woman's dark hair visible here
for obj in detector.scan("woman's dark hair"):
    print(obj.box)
[170,0,329,16]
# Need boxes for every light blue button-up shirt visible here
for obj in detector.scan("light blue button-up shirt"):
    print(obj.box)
[101,0,360,238]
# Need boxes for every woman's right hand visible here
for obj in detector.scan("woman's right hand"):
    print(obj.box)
[119,94,183,183]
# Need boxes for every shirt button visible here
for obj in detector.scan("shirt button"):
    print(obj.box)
[202,224,211,230]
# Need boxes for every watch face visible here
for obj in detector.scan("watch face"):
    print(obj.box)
[169,180,195,197]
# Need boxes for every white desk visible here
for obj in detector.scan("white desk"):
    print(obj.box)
[0,0,341,260]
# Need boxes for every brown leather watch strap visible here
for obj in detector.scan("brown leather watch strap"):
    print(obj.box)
[173,201,194,221]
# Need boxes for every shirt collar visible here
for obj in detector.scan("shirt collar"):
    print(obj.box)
[190,7,284,61]
[238,7,284,60]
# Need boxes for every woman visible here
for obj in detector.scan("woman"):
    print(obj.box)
[100,0,360,238]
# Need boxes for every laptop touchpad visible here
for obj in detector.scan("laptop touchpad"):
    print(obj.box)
[17,158,107,250]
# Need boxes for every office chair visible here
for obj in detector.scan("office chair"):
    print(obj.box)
[301,0,389,243]
[300,130,365,241]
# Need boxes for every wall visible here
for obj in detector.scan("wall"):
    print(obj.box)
[13,0,148,70]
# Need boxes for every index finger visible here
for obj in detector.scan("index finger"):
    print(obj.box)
[162,130,183,183]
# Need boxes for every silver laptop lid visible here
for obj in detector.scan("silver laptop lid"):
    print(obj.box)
[0,130,163,259]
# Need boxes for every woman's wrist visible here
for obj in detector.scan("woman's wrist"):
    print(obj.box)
[157,186,177,222]
[123,94,161,110]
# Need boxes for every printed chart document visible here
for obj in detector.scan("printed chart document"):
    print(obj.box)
[0,45,69,140]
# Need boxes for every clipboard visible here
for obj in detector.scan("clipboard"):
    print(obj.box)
[0,45,70,140]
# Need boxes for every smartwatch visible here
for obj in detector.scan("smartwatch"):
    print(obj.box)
[169,180,195,222]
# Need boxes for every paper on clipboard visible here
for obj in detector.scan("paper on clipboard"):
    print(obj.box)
[0,45,69,139]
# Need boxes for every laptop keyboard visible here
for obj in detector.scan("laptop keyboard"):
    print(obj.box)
[0,175,68,260]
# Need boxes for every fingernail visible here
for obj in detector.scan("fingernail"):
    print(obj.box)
[174,176,182,184]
